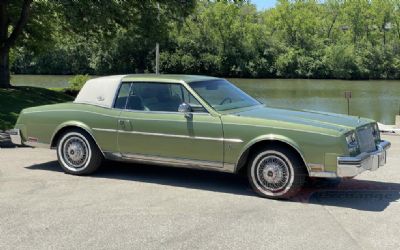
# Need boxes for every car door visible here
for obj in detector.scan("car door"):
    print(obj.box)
[116,81,224,168]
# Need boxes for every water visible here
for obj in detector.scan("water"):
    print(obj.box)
[230,79,400,125]
[11,75,72,88]
[11,75,400,124]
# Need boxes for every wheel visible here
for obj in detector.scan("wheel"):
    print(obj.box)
[57,129,103,175]
[247,146,307,199]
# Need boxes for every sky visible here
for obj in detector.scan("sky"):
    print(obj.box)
[252,0,277,10]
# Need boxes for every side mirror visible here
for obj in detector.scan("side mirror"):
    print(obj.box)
[178,103,193,119]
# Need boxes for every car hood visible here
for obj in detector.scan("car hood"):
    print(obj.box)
[230,105,373,134]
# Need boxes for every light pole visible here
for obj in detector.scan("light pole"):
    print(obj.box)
[155,43,160,75]
[155,3,160,75]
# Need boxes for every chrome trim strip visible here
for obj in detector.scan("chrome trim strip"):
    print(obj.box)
[117,130,243,143]
[102,151,231,172]
[309,171,338,178]
[25,110,118,118]
[119,109,210,116]
[92,128,243,143]
[223,123,336,137]
[92,128,118,133]
[123,153,223,168]
[24,110,217,124]
[117,117,220,124]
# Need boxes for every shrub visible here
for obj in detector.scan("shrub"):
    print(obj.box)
[65,74,91,96]
[67,74,91,92]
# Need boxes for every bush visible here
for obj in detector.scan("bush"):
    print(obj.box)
[66,74,91,95]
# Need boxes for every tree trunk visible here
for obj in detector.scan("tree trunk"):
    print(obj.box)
[0,1,10,88]
[0,47,11,88]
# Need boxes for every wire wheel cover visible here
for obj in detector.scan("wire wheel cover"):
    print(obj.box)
[62,136,89,169]
[256,154,290,191]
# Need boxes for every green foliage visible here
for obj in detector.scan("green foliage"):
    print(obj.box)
[0,87,73,130]
[10,0,400,79]
[67,75,91,92]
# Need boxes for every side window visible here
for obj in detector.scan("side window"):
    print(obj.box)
[122,82,207,112]
[114,83,132,109]
[170,84,207,113]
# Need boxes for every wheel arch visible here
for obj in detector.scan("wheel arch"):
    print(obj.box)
[50,122,104,156]
[235,134,310,175]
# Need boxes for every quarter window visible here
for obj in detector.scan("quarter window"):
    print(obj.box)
[114,83,132,109]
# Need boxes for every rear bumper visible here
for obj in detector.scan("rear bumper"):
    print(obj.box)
[9,129,22,145]
[336,140,391,177]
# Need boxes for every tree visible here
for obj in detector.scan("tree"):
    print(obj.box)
[0,0,33,88]
[0,0,195,88]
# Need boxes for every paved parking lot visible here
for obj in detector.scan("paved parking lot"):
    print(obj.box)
[0,135,399,250]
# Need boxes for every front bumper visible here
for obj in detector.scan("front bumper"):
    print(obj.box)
[337,140,391,177]
[9,129,22,145]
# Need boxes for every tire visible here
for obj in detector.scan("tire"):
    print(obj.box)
[56,129,103,175]
[247,145,307,199]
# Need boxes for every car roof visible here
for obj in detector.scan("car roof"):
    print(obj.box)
[121,74,220,83]
[74,74,221,109]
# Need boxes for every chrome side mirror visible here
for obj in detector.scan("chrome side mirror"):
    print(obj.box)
[178,103,192,119]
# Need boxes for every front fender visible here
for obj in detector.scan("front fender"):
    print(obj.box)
[235,134,309,173]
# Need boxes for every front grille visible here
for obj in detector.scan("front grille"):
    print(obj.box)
[357,125,377,153]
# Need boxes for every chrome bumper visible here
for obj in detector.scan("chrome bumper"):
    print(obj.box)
[337,140,391,177]
[9,129,22,145]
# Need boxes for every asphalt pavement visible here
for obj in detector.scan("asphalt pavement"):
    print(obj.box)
[0,135,399,250]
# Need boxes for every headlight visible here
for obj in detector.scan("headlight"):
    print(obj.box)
[372,123,380,141]
[346,131,359,154]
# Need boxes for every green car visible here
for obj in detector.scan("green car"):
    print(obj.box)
[10,75,390,199]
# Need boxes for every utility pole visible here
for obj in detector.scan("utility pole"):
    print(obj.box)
[155,3,160,75]
[344,91,352,115]
[155,43,160,75]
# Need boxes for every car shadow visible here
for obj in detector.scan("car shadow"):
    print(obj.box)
[26,161,400,212]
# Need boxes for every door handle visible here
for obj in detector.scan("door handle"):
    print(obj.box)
[119,120,126,129]
[119,120,132,130]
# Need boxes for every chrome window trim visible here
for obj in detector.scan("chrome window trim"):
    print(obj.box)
[111,77,130,109]
[112,81,210,114]
[112,82,133,110]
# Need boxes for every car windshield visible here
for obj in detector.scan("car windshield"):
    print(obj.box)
[189,79,260,111]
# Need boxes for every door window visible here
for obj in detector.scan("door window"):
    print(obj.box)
[117,82,206,112]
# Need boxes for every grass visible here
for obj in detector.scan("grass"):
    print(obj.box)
[0,87,74,131]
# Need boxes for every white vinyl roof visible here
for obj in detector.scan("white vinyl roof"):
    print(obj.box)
[74,75,127,108]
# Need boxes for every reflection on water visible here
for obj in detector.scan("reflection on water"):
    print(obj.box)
[11,75,400,124]
[230,78,400,124]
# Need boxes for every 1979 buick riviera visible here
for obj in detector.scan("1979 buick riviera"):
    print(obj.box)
[10,75,391,199]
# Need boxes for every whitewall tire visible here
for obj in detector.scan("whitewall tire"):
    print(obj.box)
[57,129,103,175]
[247,146,307,199]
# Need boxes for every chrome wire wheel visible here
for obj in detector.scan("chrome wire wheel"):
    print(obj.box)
[256,155,289,192]
[249,150,296,198]
[58,132,92,172]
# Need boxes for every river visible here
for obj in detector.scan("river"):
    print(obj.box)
[11,75,400,124]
